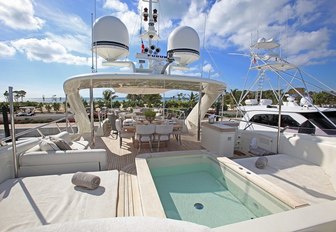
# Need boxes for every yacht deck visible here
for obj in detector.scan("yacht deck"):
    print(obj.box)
[95,131,205,217]
[94,131,336,217]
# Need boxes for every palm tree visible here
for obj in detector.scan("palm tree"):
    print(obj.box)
[38,102,44,112]
[188,92,198,108]
[45,104,52,113]
[103,89,117,108]
[18,90,26,102]
[52,95,57,102]
[3,91,9,102]
[13,91,20,102]
[53,102,60,112]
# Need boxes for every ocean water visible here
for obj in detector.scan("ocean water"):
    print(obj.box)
[23,97,174,103]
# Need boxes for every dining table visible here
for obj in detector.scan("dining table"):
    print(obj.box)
[122,119,183,143]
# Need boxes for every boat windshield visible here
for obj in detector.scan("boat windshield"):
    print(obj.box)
[300,111,336,135]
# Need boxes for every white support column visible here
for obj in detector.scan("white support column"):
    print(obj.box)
[90,79,95,147]
[9,87,18,178]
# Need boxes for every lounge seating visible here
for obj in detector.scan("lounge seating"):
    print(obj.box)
[19,149,107,177]
[14,132,107,177]
[0,170,119,231]
[235,154,336,205]
[249,137,273,156]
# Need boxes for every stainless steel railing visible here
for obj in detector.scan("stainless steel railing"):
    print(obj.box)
[0,116,76,143]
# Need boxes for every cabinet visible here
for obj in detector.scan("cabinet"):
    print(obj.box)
[201,122,237,157]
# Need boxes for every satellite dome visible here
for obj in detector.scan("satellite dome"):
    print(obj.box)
[93,16,129,61]
[258,37,266,43]
[167,26,200,66]
[300,96,313,107]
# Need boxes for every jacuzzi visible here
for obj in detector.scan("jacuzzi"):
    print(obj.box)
[136,150,307,228]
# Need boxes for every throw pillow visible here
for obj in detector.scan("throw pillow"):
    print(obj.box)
[51,138,72,151]
[255,156,268,169]
[0,140,7,146]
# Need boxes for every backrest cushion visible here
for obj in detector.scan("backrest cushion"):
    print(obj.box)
[51,138,72,151]
[39,138,60,151]
[115,119,122,131]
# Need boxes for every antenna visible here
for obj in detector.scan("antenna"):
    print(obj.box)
[91,13,94,73]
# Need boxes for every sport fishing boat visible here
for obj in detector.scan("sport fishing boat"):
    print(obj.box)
[1,1,336,231]
[234,38,336,135]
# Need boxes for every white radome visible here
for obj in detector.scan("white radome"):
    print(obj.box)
[167,26,200,66]
[93,16,129,61]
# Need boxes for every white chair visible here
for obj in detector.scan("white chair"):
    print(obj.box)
[172,121,183,145]
[115,119,135,148]
[154,124,174,151]
[135,124,155,153]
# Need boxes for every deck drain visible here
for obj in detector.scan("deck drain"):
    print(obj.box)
[194,203,204,210]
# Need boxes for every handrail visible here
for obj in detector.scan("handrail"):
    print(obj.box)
[231,118,288,131]
[161,108,186,120]
[0,116,76,143]
[231,118,336,136]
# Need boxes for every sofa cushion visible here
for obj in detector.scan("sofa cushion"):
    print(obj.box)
[19,149,107,167]
[51,138,72,151]
[70,140,89,150]
[39,139,59,151]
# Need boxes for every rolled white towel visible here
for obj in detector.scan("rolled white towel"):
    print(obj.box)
[255,156,268,169]
[71,172,101,190]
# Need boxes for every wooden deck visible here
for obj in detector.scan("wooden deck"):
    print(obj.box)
[94,131,203,217]
[95,131,202,172]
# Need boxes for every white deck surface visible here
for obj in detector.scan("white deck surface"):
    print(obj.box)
[0,170,118,232]
[235,154,336,205]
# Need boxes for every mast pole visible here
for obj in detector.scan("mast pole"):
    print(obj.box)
[9,87,18,178]
[276,79,282,154]
[148,0,153,68]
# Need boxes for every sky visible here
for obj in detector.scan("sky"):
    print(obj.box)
[1,0,336,101]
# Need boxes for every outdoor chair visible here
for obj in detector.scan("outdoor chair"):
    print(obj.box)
[154,124,174,151]
[172,120,183,145]
[115,119,135,148]
[108,113,118,136]
[135,124,155,153]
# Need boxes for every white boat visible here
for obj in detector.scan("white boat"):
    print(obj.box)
[234,38,336,136]
[1,1,336,231]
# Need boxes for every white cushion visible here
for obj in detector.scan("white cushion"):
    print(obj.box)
[0,141,7,146]
[0,170,119,231]
[52,131,72,143]
[70,141,89,150]
[154,135,169,141]
[19,149,106,166]
[39,139,59,151]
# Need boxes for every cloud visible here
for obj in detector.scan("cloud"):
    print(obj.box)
[0,0,44,30]
[46,32,91,55]
[37,4,90,35]
[187,0,336,68]
[287,48,336,66]
[203,63,213,73]
[11,38,89,65]
[104,0,129,13]
[284,28,330,56]
[0,42,16,58]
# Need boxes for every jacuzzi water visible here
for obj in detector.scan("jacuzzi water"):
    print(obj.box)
[148,155,290,228]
